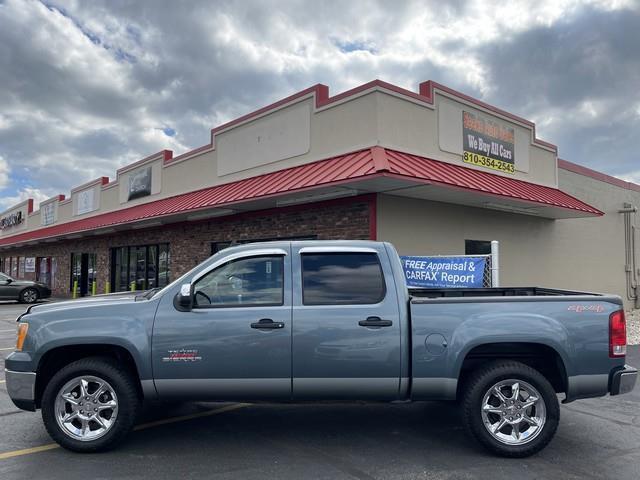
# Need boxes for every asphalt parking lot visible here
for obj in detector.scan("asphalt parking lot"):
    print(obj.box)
[0,302,639,479]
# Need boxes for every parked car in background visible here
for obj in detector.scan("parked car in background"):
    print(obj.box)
[0,272,51,303]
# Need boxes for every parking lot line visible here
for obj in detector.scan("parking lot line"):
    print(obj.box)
[0,380,5,384]
[0,330,16,333]
[0,347,14,351]
[0,402,250,460]
[0,444,59,460]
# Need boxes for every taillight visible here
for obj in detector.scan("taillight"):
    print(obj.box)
[609,310,627,358]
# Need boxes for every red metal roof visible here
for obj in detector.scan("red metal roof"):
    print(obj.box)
[0,147,601,247]
[383,149,603,214]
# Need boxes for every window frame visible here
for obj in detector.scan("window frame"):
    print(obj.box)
[191,254,286,309]
[211,235,317,255]
[300,251,387,306]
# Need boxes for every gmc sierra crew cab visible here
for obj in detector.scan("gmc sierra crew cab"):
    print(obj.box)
[5,241,637,457]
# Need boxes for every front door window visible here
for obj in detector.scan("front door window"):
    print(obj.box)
[193,256,284,307]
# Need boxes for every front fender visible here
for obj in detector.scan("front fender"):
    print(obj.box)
[34,336,150,380]
[20,304,155,381]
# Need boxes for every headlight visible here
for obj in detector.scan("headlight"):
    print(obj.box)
[16,323,29,351]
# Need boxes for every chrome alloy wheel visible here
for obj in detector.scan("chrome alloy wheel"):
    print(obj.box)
[54,376,119,441]
[480,379,546,445]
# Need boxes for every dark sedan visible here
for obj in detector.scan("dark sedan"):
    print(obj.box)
[0,272,51,303]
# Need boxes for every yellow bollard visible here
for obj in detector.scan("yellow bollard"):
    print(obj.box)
[130,281,136,292]
[72,280,78,299]
[105,281,111,294]
[92,281,97,296]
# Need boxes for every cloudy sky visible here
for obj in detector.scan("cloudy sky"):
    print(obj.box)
[0,0,639,211]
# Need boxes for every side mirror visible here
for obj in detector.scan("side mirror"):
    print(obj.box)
[5,278,12,284]
[174,283,193,312]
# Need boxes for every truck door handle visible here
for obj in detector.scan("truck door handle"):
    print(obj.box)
[358,317,393,328]
[251,318,285,329]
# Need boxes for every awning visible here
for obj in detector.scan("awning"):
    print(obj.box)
[0,147,601,247]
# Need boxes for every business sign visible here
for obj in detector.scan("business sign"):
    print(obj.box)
[463,110,515,174]
[0,211,23,230]
[42,202,55,226]
[401,256,486,288]
[128,166,152,201]
[77,188,95,215]
[25,257,36,273]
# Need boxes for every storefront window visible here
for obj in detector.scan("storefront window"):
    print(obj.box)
[51,258,57,290]
[111,243,170,292]
[18,257,25,278]
[70,253,82,292]
[37,257,52,286]
[158,244,170,287]
[88,254,97,292]
[465,239,492,255]
[129,246,146,290]
[11,257,18,278]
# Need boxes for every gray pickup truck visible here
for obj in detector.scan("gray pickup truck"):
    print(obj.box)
[5,241,637,457]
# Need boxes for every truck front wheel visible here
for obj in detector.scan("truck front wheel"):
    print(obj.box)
[461,360,560,457]
[41,357,140,452]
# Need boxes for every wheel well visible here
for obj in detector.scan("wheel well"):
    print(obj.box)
[457,343,567,396]
[35,344,142,408]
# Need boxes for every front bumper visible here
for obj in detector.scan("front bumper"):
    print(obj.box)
[39,287,52,299]
[4,369,36,411]
[610,365,638,396]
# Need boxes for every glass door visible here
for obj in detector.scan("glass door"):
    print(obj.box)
[36,257,52,286]
[70,253,98,296]
[129,246,147,290]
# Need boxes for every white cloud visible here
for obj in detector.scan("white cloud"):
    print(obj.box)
[0,187,50,212]
[0,156,9,190]
[0,0,638,213]
[621,171,640,184]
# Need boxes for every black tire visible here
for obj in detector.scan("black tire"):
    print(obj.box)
[461,360,559,458]
[19,287,39,304]
[41,357,140,452]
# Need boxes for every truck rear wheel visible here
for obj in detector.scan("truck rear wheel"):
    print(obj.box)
[41,357,140,452]
[461,360,559,457]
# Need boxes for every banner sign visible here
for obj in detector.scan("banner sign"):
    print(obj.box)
[42,202,55,226]
[463,110,515,174]
[401,256,486,288]
[25,257,36,273]
[128,166,152,201]
[0,211,23,230]
[77,188,95,215]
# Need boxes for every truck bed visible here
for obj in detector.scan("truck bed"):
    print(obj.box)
[409,286,601,299]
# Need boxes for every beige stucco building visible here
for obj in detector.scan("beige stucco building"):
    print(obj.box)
[0,79,638,307]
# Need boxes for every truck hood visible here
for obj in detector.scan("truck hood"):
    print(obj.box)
[24,291,146,317]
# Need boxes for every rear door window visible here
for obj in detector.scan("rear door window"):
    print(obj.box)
[301,253,386,305]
